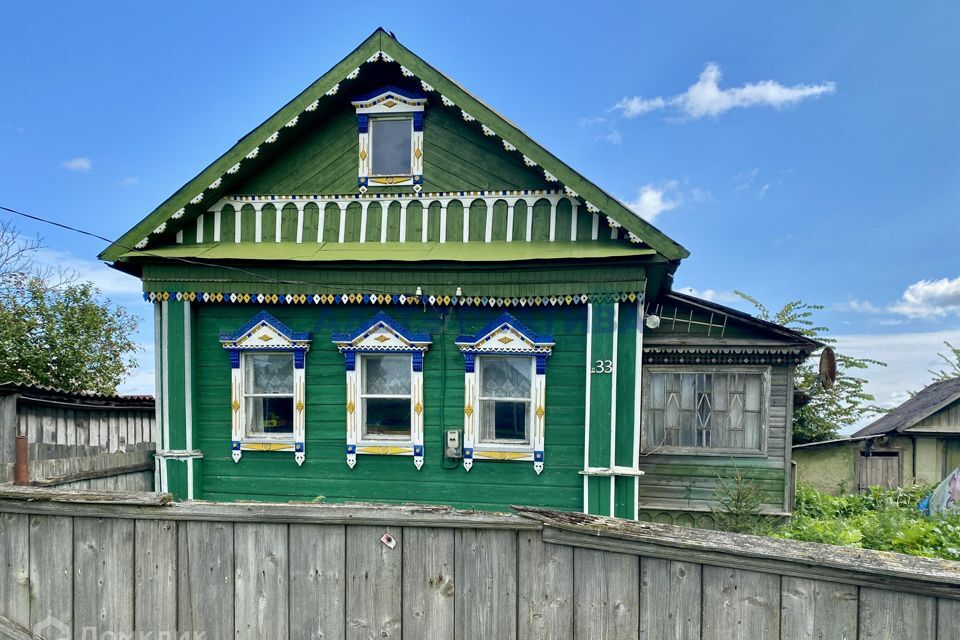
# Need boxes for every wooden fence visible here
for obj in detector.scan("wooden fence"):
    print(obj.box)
[0,486,958,640]
[0,384,155,490]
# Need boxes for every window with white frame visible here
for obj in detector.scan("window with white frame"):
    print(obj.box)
[456,313,553,474]
[643,368,767,454]
[333,312,431,469]
[351,88,426,191]
[220,311,311,465]
[360,353,413,439]
[243,352,295,436]
[370,117,413,177]
[478,355,534,445]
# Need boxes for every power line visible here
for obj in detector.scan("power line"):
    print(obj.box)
[0,204,407,296]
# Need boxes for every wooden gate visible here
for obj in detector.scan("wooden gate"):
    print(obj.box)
[859,450,902,491]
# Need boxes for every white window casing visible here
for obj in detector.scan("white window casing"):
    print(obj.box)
[456,313,553,474]
[333,312,431,469]
[220,311,312,465]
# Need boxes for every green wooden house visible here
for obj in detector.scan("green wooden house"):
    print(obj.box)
[100,29,818,523]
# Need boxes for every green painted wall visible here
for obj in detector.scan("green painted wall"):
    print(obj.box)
[189,303,590,511]
[228,92,550,197]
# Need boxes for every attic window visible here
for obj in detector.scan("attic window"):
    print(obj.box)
[352,87,426,192]
[371,118,413,176]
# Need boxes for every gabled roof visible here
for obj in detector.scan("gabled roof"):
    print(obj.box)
[852,377,960,438]
[100,28,688,263]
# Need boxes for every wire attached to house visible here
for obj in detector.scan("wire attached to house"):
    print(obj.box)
[0,204,416,297]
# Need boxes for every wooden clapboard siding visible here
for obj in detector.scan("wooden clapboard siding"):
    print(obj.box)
[190,303,589,511]
[233,95,550,198]
[140,260,651,297]
[2,495,959,639]
[634,364,793,515]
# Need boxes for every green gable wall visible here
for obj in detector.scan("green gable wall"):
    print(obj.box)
[233,96,551,196]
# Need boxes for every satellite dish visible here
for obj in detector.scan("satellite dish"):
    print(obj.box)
[819,347,837,390]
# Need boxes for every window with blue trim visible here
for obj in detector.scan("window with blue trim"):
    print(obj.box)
[456,313,554,474]
[478,355,535,445]
[360,353,413,439]
[220,311,311,465]
[243,352,295,436]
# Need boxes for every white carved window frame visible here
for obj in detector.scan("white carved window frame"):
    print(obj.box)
[333,312,431,469]
[220,311,311,466]
[455,313,554,474]
[351,87,426,192]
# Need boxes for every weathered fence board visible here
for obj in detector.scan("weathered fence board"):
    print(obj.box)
[702,567,780,640]
[0,491,958,639]
[403,527,455,640]
[640,557,702,640]
[518,530,574,639]
[134,519,178,634]
[0,513,29,629]
[73,517,135,635]
[346,525,403,639]
[780,576,858,640]
[28,514,72,633]
[574,547,640,640]
[859,588,937,640]
[456,529,518,640]
[235,522,289,639]
[938,599,960,640]
[177,520,234,638]
[289,523,346,640]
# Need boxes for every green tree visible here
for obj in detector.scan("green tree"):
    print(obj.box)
[736,292,886,445]
[0,222,139,394]
[929,342,960,382]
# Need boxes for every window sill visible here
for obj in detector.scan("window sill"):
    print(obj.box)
[366,175,414,187]
[469,445,537,462]
[354,440,418,456]
[237,437,296,453]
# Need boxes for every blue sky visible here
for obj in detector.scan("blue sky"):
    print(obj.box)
[2,2,958,428]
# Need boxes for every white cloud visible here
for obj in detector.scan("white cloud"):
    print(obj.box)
[601,128,623,145]
[837,276,960,321]
[889,276,960,319]
[118,176,140,187]
[32,245,142,298]
[62,157,92,172]
[613,63,836,120]
[625,182,680,222]
[675,287,742,304]
[833,328,960,432]
[834,299,884,314]
[729,168,759,193]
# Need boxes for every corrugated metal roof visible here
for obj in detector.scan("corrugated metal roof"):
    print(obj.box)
[0,381,154,407]
[852,377,960,438]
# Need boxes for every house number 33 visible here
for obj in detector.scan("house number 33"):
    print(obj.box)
[591,359,613,374]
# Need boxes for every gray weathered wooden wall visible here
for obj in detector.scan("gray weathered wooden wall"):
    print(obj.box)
[0,393,154,487]
[0,489,957,640]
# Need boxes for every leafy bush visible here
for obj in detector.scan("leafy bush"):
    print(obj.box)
[774,484,960,561]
